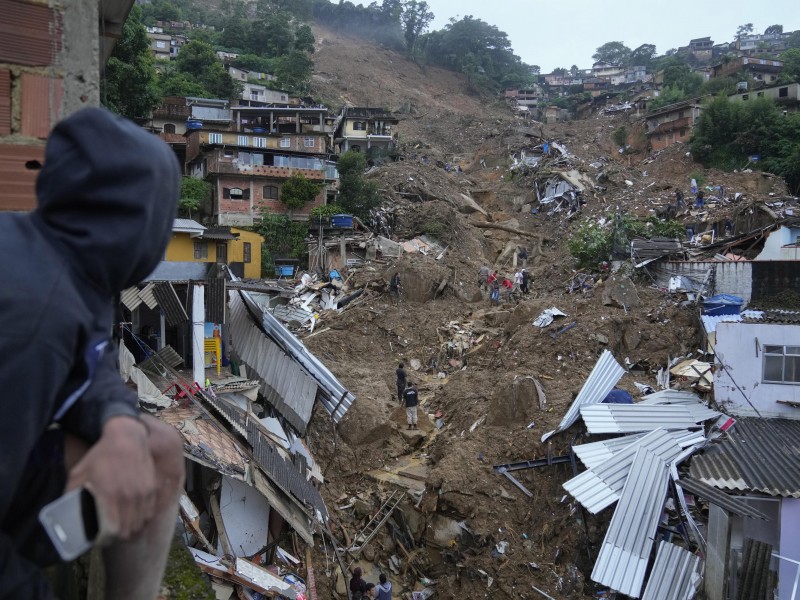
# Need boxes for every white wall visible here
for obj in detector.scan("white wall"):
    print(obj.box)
[715,322,800,418]
[779,499,800,600]
[755,226,800,261]
[652,261,753,304]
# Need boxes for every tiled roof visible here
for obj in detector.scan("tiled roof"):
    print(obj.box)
[690,417,800,497]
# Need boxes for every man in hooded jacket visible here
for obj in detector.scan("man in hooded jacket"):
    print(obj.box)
[0,107,185,599]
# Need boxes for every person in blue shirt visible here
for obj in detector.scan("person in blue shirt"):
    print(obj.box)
[403,382,419,430]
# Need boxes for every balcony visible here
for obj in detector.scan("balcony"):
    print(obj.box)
[209,161,327,181]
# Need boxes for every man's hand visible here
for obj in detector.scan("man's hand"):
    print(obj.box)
[66,416,156,540]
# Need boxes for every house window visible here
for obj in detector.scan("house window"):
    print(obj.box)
[678,111,685,119]
[263,185,278,199]
[280,137,291,148]
[243,242,252,263]
[209,133,223,144]
[679,128,687,137]
[163,123,176,134]
[304,137,316,148]
[239,151,251,165]
[193,241,208,259]
[216,242,228,263]
[253,137,267,148]
[224,187,246,200]
[353,121,366,131]
[763,345,800,384]
[238,135,249,146]
[779,87,789,98]
[223,148,234,157]
[156,41,167,49]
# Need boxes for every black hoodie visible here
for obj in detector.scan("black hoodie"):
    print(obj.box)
[0,107,180,598]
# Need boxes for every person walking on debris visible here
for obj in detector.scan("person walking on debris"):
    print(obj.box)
[501,276,513,300]
[350,566,367,599]
[389,271,401,303]
[521,269,530,295]
[514,269,524,293]
[396,363,407,403]
[404,382,419,430]
[518,246,528,268]
[375,573,393,600]
[0,108,185,599]
[478,264,490,290]
[675,189,684,207]
[491,278,501,305]
[695,190,705,208]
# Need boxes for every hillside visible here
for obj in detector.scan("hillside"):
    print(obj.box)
[302,24,790,600]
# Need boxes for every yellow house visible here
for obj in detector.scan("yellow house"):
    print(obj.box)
[165,219,264,279]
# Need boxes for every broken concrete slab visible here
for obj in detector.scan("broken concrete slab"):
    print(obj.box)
[601,275,640,309]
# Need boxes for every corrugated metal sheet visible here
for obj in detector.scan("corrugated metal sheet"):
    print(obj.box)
[564,429,683,514]
[591,446,672,598]
[273,305,314,326]
[229,293,317,434]
[121,287,143,311]
[641,541,703,600]
[638,390,704,405]
[247,419,328,519]
[138,282,159,309]
[677,477,769,520]
[690,417,800,498]
[205,277,226,324]
[542,349,624,442]
[700,311,763,335]
[173,218,205,234]
[236,289,355,423]
[143,261,210,283]
[573,429,704,469]
[204,392,247,437]
[153,283,188,326]
[581,403,720,434]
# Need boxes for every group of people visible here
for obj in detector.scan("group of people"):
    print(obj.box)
[350,568,393,599]
[396,363,419,429]
[479,264,531,305]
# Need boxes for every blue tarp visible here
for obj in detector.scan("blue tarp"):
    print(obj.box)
[703,294,744,316]
[603,389,634,404]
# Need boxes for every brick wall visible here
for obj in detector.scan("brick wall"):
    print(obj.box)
[1,0,103,211]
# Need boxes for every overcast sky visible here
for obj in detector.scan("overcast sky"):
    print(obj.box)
[353,0,798,72]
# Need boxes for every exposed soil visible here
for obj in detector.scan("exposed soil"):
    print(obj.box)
[302,23,794,600]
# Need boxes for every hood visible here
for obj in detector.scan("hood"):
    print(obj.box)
[34,107,181,293]
[377,582,392,591]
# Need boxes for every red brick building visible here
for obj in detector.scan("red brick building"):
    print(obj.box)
[1,0,134,211]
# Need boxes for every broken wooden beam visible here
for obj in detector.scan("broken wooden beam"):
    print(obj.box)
[472,222,539,238]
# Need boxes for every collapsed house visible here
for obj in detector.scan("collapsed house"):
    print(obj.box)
[119,263,356,598]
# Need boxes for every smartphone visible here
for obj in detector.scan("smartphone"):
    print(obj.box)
[38,487,99,561]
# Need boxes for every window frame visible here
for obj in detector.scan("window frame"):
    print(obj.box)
[209,133,223,144]
[243,242,252,263]
[763,344,800,385]
[193,240,208,259]
[253,137,267,148]
[280,137,291,148]
[238,135,249,146]
[263,184,278,200]
[304,137,316,148]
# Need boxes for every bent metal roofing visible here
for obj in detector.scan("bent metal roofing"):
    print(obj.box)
[689,417,800,498]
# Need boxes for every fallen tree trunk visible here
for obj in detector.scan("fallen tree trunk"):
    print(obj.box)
[471,222,539,238]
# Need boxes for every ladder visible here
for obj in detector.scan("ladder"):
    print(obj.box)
[346,491,403,569]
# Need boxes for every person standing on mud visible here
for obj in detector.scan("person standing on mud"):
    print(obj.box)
[490,278,501,305]
[395,363,407,403]
[521,269,530,295]
[389,272,401,303]
[479,263,490,290]
[518,247,528,268]
[403,382,419,430]
[350,566,367,599]
[376,573,393,600]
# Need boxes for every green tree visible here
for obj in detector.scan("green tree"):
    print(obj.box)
[280,173,322,211]
[176,39,217,74]
[765,24,783,35]
[551,67,568,76]
[592,41,631,65]
[294,24,315,53]
[256,210,308,269]
[629,43,657,69]
[233,54,274,74]
[337,151,381,220]
[735,23,754,40]
[787,31,800,50]
[777,48,800,84]
[401,0,434,54]
[272,50,313,94]
[179,177,210,217]
[159,70,209,97]
[140,0,181,24]
[220,17,249,50]
[101,6,161,120]
[248,14,294,58]
[169,40,239,99]
[569,64,580,77]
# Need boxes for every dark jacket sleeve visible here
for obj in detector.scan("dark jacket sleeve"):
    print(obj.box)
[0,334,71,599]
[58,342,140,443]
